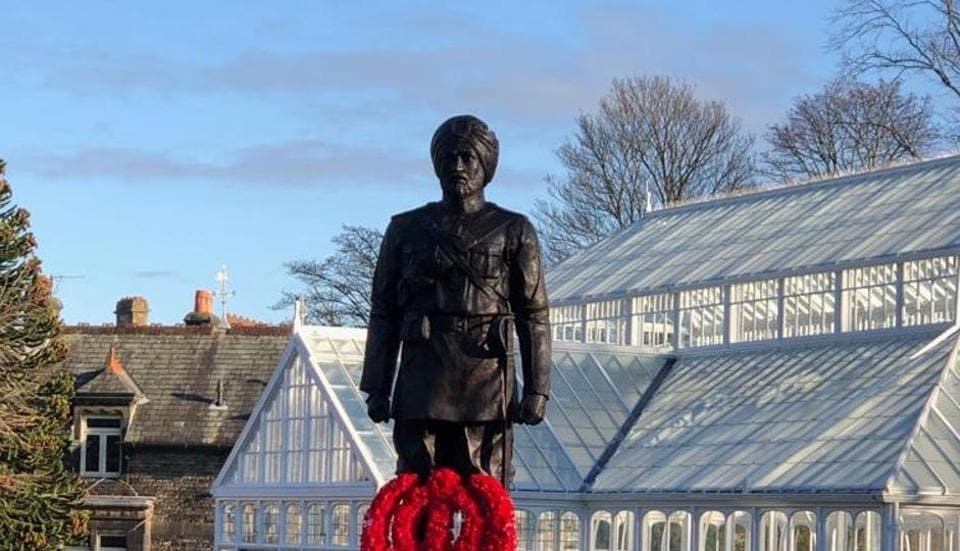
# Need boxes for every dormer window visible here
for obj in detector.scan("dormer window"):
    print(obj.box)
[81,416,122,477]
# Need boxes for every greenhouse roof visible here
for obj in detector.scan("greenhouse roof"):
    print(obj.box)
[216,323,960,498]
[593,327,960,495]
[286,325,960,496]
[296,329,669,492]
[549,155,960,303]
[299,328,398,484]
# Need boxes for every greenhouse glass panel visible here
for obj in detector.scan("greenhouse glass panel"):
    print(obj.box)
[783,272,835,337]
[517,510,533,551]
[730,512,752,551]
[304,331,399,481]
[700,511,727,551]
[241,428,260,483]
[646,511,691,551]
[789,512,815,551]
[632,293,675,348]
[615,511,634,551]
[222,502,236,544]
[262,501,279,544]
[760,512,788,551]
[241,503,256,544]
[285,360,309,484]
[900,511,945,551]
[307,386,328,482]
[356,504,369,547]
[306,503,325,545]
[224,350,371,487]
[537,511,557,551]
[560,512,580,550]
[731,279,779,343]
[842,264,896,331]
[263,419,282,483]
[586,300,627,345]
[551,304,584,342]
[285,503,301,545]
[286,418,304,483]
[594,511,612,551]
[826,512,853,551]
[680,287,724,347]
[855,512,880,551]
[331,503,350,546]
[903,256,958,326]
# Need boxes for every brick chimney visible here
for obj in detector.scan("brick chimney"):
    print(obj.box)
[116,296,149,327]
[184,289,216,326]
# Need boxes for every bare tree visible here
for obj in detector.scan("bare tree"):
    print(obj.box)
[833,0,960,100]
[763,78,939,181]
[534,76,756,265]
[277,225,382,327]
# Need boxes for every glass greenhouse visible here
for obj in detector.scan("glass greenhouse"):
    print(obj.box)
[212,156,960,550]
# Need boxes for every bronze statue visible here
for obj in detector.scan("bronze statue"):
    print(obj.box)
[360,115,551,485]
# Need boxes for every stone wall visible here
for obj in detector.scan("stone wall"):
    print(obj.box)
[124,446,229,550]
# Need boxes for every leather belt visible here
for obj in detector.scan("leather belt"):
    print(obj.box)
[429,313,496,333]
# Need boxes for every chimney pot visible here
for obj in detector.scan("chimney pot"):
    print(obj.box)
[195,290,214,316]
[184,289,219,327]
[116,296,149,327]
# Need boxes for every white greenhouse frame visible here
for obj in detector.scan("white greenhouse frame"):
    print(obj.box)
[549,253,960,352]
[212,323,960,551]
[211,156,960,551]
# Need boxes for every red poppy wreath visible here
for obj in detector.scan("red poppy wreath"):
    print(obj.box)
[361,467,517,551]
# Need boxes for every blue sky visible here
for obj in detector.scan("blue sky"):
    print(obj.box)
[1,1,846,325]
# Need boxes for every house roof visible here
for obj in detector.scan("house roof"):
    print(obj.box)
[549,154,960,303]
[63,325,289,447]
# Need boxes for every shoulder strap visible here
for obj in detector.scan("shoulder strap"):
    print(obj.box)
[415,213,508,303]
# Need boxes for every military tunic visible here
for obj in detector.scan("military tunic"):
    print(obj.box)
[360,201,551,479]
[362,200,550,419]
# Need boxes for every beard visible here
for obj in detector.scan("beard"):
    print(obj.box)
[442,176,484,199]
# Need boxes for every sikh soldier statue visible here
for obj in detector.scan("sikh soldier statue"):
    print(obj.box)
[360,114,551,486]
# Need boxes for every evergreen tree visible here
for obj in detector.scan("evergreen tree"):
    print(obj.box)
[0,160,86,548]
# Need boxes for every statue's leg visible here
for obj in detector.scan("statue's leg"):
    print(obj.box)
[393,419,436,481]
[466,422,514,486]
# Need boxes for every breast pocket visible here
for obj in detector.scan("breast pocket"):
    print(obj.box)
[401,242,437,277]
[470,243,506,280]
[398,243,438,305]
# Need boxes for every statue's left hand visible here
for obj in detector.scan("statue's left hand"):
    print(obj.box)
[517,394,547,425]
[366,395,391,423]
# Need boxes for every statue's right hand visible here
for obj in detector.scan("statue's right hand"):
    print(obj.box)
[366,395,391,423]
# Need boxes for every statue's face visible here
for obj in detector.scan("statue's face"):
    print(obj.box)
[437,142,485,199]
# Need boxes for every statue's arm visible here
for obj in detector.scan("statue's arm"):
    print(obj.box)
[510,216,551,401]
[361,219,402,406]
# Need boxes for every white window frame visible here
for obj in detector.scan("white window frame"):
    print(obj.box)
[585,300,626,345]
[80,416,122,478]
[551,304,585,342]
[221,501,238,544]
[841,264,898,332]
[902,256,958,326]
[632,293,675,348]
[679,287,725,348]
[730,279,779,343]
[783,272,836,338]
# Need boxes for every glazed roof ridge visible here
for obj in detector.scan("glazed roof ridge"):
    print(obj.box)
[549,152,960,301]
[650,151,960,218]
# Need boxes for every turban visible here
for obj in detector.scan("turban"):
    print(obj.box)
[430,115,499,185]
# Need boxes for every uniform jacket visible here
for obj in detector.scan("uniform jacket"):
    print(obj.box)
[360,201,551,422]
